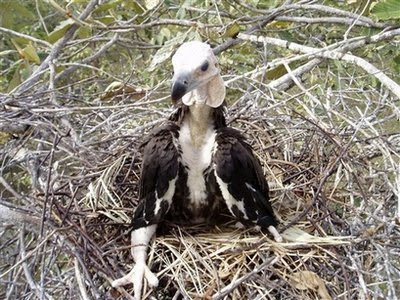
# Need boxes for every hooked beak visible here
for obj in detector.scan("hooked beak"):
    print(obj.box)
[171,74,191,102]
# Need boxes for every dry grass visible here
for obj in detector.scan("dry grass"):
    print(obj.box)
[1,67,400,300]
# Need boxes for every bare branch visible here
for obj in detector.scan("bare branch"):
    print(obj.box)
[0,27,52,48]
[275,16,385,28]
[55,33,119,82]
[239,31,400,98]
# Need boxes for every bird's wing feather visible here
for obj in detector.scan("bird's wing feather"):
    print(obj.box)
[213,127,276,227]
[131,122,180,230]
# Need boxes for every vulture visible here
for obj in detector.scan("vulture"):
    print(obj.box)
[112,41,281,299]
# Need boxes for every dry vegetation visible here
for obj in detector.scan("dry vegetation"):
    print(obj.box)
[1,0,400,299]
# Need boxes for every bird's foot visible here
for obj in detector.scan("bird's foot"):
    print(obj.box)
[112,262,158,300]
[234,221,246,229]
[268,225,283,242]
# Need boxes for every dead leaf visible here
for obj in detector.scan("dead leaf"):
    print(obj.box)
[101,82,146,101]
[290,270,332,300]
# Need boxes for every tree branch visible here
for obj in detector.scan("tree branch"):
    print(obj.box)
[274,16,385,28]
[55,33,118,83]
[239,30,400,98]
[11,0,99,96]
[0,27,52,48]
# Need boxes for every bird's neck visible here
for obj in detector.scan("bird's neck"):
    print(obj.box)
[186,86,213,148]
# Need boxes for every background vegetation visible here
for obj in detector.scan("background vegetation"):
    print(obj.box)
[0,0,399,299]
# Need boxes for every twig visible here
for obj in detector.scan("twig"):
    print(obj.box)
[254,3,386,28]
[266,27,400,91]
[19,227,41,298]
[108,19,214,31]
[74,258,90,300]
[11,0,99,96]
[55,33,119,82]
[0,230,58,278]
[211,256,278,299]
[0,26,52,48]
[40,134,63,236]
[0,176,24,200]
[213,2,296,55]
[275,16,384,28]
[266,58,323,92]
[239,31,400,99]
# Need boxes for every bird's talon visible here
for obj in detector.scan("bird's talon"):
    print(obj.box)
[144,265,159,287]
[112,262,158,300]
[112,266,136,288]
[268,225,283,242]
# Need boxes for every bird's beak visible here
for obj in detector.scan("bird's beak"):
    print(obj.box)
[171,73,192,102]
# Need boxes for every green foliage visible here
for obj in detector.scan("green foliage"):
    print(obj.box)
[223,22,241,38]
[0,0,35,28]
[47,19,75,43]
[370,0,400,20]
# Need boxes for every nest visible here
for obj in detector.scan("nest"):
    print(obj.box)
[1,77,399,299]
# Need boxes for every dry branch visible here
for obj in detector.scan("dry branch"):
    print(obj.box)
[238,30,400,98]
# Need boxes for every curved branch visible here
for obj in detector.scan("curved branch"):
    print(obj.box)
[275,16,385,28]
[0,27,52,48]
[239,29,400,98]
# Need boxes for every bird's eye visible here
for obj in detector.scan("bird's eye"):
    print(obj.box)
[201,61,209,72]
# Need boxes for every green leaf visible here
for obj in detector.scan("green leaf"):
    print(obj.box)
[8,1,35,19]
[123,1,145,14]
[94,0,123,13]
[21,44,40,64]
[148,32,188,71]
[77,26,92,39]
[22,44,41,64]
[7,64,22,93]
[223,22,240,38]
[370,0,400,20]
[11,39,24,56]
[95,16,115,25]
[0,1,15,28]
[266,64,287,80]
[48,19,75,44]
[176,6,186,19]
[394,55,400,65]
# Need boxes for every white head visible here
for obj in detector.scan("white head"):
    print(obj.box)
[171,41,225,108]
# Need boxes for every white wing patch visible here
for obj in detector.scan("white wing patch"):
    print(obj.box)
[215,174,248,220]
[154,177,177,216]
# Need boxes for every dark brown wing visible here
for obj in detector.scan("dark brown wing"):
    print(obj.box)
[131,122,180,230]
[213,127,277,228]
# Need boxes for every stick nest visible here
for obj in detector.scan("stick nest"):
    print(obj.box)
[1,77,399,299]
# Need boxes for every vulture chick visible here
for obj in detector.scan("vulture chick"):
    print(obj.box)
[112,41,281,299]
